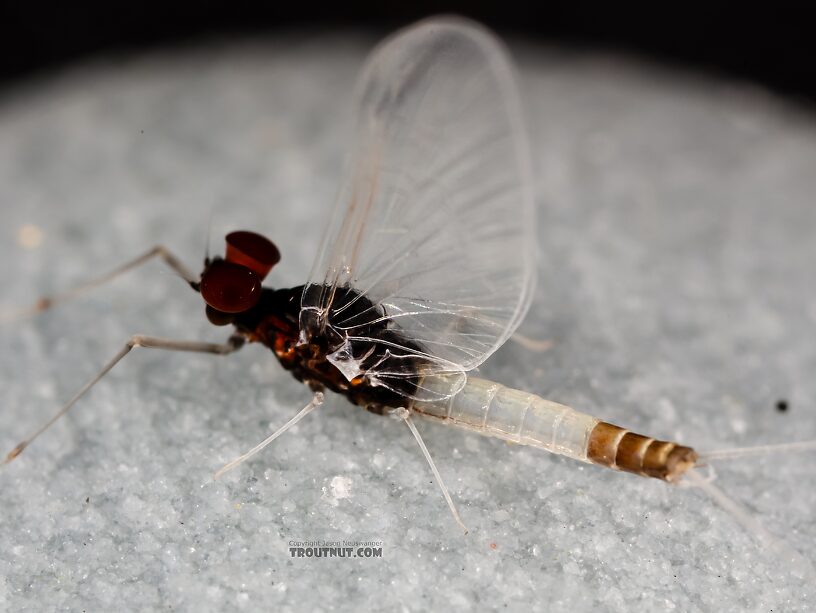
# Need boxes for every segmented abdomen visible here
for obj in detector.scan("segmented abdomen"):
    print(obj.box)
[411,376,697,482]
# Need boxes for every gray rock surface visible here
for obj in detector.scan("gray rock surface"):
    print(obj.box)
[1,29,814,612]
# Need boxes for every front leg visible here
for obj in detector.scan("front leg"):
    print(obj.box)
[3,334,245,465]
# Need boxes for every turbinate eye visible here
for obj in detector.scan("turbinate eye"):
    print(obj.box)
[200,261,262,313]
[225,231,280,280]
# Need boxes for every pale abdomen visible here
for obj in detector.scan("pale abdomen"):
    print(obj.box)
[411,376,697,482]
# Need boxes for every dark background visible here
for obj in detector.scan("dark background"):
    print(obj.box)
[0,2,814,105]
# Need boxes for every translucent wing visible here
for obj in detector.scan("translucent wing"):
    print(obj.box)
[300,17,536,401]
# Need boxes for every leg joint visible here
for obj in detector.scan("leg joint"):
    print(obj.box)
[128,335,146,348]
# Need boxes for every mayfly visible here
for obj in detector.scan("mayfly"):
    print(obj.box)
[2,18,814,558]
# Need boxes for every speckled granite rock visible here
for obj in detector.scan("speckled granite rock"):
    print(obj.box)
[0,28,814,612]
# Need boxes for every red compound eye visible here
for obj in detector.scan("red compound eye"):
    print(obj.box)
[225,231,280,280]
[205,305,235,326]
[200,261,262,313]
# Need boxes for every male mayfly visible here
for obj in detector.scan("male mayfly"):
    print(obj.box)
[3,18,810,546]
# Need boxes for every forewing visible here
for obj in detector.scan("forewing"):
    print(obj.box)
[301,18,536,400]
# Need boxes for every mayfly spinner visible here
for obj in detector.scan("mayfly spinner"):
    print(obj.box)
[3,18,814,550]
